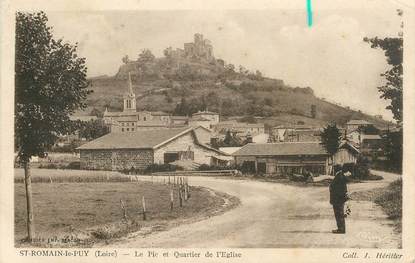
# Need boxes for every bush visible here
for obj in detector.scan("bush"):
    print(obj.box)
[38,163,58,169]
[65,161,81,170]
[143,163,183,174]
[237,162,256,174]
[198,164,236,171]
[354,156,370,179]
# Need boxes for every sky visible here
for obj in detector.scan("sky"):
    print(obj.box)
[46,5,403,121]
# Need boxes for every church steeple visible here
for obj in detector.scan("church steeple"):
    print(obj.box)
[123,72,136,112]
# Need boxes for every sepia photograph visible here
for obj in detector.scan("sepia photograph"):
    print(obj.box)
[1,0,415,262]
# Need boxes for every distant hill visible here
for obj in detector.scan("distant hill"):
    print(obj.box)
[85,33,392,129]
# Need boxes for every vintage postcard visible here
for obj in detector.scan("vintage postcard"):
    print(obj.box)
[1,0,415,262]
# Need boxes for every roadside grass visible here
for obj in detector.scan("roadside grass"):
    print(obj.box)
[15,171,239,247]
[374,179,402,232]
[14,168,131,183]
[350,178,402,234]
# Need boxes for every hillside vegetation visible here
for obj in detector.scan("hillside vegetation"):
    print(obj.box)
[85,42,390,129]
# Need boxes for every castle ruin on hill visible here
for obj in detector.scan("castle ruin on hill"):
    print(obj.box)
[164,33,215,62]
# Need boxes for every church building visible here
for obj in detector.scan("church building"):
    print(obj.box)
[103,73,179,132]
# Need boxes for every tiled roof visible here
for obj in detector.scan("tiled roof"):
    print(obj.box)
[192,111,218,116]
[361,134,382,140]
[171,116,189,120]
[78,127,192,150]
[151,111,170,116]
[69,115,98,122]
[191,116,211,121]
[103,111,139,117]
[346,119,372,125]
[233,142,328,156]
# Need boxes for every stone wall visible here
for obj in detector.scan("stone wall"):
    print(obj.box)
[80,149,154,171]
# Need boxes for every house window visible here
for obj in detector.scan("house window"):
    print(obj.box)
[144,117,147,121]
[132,128,134,131]
[127,128,129,131]
[121,128,124,132]
[122,123,125,126]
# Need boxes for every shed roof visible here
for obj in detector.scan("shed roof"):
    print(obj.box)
[233,142,328,156]
[78,127,192,150]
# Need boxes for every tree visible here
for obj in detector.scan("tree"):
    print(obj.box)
[78,120,109,141]
[364,10,403,123]
[310,104,317,118]
[15,12,90,241]
[364,9,403,172]
[382,129,403,173]
[320,123,342,175]
[121,55,129,64]
[225,63,235,73]
[163,47,172,58]
[137,49,155,63]
[90,108,103,118]
[358,124,380,135]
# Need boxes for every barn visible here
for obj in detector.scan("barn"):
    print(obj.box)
[77,127,228,171]
[232,141,359,176]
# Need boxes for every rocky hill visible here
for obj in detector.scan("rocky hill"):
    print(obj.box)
[85,34,391,129]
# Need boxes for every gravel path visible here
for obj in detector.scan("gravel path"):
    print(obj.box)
[112,170,401,248]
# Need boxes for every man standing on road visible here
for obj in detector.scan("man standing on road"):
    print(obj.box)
[329,169,348,234]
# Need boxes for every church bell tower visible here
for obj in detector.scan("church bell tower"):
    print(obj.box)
[123,72,136,112]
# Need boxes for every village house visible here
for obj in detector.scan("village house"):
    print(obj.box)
[271,125,321,142]
[360,134,383,155]
[189,110,220,130]
[77,127,229,171]
[232,141,359,176]
[345,119,372,132]
[213,120,265,135]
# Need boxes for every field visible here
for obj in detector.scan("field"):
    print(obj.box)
[14,169,239,247]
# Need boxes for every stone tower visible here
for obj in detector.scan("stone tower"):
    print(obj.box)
[123,72,136,112]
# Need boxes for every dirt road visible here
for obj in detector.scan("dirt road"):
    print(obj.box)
[113,170,400,248]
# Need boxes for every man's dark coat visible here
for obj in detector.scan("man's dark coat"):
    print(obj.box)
[329,172,348,205]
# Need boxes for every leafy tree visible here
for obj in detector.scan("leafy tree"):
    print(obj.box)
[90,108,103,118]
[320,123,342,175]
[358,124,380,135]
[363,10,403,123]
[382,129,403,173]
[78,119,109,140]
[163,47,172,58]
[121,55,129,64]
[364,9,403,173]
[225,63,235,73]
[137,49,155,63]
[15,12,90,241]
[310,104,317,118]
[221,130,243,147]
[173,97,189,116]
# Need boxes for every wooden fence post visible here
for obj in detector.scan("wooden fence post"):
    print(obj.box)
[178,186,183,207]
[170,189,174,211]
[49,175,53,184]
[120,199,127,220]
[142,196,147,220]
